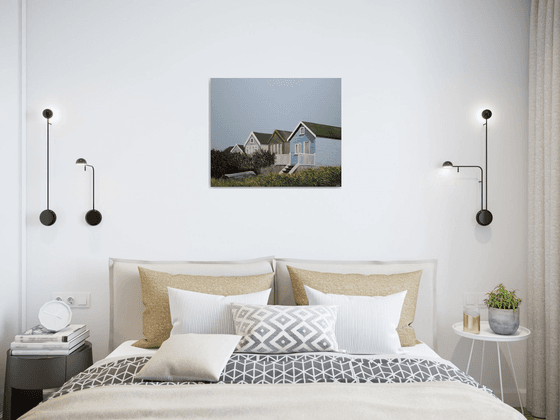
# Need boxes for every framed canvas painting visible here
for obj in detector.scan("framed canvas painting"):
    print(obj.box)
[210,78,341,187]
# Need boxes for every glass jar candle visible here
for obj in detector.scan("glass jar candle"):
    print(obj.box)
[463,305,480,334]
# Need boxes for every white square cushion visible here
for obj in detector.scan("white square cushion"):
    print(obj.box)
[168,287,271,335]
[304,285,406,354]
[135,334,241,382]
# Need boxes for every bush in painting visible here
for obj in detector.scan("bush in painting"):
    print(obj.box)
[211,149,275,178]
[210,149,239,179]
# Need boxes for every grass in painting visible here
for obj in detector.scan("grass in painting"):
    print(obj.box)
[211,166,341,187]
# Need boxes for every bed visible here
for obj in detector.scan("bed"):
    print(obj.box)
[20,257,525,419]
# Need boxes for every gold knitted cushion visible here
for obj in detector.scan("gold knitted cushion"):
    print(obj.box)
[133,267,274,348]
[287,266,422,347]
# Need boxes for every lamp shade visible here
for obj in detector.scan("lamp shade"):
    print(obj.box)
[75,158,87,165]
[442,161,453,168]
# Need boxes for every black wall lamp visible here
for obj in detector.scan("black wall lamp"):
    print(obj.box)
[40,109,57,226]
[76,158,102,226]
[443,109,493,226]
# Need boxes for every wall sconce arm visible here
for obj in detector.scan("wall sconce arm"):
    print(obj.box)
[452,165,484,211]
[84,164,95,209]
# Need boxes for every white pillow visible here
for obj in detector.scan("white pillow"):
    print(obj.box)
[135,334,241,382]
[168,287,271,335]
[304,285,406,354]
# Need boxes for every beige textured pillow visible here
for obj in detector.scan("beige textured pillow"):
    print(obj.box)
[287,266,422,347]
[134,267,274,348]
[135,334,241,382]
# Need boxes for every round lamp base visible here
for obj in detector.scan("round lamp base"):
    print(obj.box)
[85,209,102,226]
[476,209,493,226]
[40,209,57,226]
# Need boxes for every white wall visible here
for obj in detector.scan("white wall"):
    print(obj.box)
[20,0,530,405]
[0,0,23,407]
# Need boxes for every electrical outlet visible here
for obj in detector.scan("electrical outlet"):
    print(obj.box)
[51,292,90,308]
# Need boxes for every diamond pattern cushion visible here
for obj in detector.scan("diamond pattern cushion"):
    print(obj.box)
[231,304,339,353]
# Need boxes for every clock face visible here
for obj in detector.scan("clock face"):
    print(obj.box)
[39,300,73,331]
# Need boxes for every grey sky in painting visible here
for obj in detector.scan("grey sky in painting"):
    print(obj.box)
[211,78,341,150]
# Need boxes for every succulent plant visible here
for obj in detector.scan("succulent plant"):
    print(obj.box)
[484,283,522,310]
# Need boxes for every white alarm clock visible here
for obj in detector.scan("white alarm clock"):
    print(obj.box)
[38,300,73,331]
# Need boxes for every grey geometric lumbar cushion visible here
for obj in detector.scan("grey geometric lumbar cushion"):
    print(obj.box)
[230,304,340,353]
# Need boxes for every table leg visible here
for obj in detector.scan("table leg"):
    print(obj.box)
[506,343,523,413]
[480,341,485,384]
[3,357,11,420]
[466,339,475,374]
[497,342,504,402]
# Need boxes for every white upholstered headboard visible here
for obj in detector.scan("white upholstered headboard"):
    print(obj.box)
[109,257,437,353]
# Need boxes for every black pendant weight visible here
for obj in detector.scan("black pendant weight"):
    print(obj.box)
[39,209,57,226]
[476,209,493,226]
[85,209,102,226]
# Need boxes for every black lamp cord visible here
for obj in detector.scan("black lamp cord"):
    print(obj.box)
[484,118,488,211]
[84,164,95,210]
[46,119,51,210]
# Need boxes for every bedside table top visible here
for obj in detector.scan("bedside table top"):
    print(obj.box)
[452,321,530,342]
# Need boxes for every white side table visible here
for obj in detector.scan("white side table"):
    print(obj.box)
[452,321,530,411]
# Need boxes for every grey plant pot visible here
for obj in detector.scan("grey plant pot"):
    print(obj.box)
[488,307,520,335]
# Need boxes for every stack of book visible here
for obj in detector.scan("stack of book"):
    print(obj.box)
[11,324,89,356]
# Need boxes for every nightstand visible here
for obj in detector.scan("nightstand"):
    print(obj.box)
[452,322,530,412]
[2,341,93,420]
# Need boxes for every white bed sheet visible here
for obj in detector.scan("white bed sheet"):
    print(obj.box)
[105,339,443,362]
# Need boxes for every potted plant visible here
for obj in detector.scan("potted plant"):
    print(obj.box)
[484,283,522,335]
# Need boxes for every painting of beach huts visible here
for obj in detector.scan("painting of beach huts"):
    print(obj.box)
[210,78,341,187]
